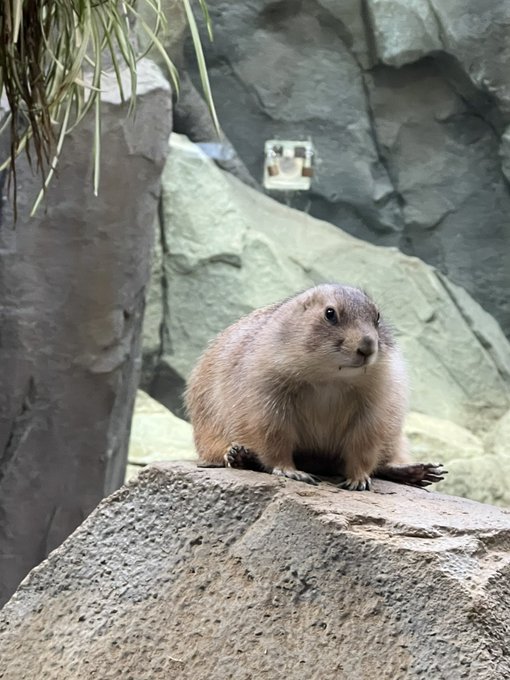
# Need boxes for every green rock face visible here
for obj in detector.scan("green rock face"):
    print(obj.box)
[128,391,196,480]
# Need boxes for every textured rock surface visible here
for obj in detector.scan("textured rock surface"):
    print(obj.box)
[142,134,510,434]
[0,61,172,606]
[184,0,510,336]
[138,0,257,189]
[1,462,510,679]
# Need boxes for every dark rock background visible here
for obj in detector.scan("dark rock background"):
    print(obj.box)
[183,0,510,336]
[0,62,172,606]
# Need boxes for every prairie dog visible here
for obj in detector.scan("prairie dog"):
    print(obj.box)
[185,284,444,490]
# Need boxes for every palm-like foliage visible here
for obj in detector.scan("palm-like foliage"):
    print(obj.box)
[0,0,217,213]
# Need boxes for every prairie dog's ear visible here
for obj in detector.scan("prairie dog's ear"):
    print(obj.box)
[301,292,314,312]
[301,287,321,311]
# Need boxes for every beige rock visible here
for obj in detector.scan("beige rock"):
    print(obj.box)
[434,455,510,508]
[405,411,485,462]
[1,462,510,679]
[125,464,142,483]
[148,134,510,432]
[128,391,195,468]
[484,409,510,457]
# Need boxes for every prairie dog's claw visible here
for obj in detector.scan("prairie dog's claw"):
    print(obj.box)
[272,467,319,485]
[224,444,270,473]
[339,476,371,491]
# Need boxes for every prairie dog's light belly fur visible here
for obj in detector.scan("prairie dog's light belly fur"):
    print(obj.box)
[292,383,360,455]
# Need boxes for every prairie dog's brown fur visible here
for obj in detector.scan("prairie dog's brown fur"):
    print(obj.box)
[186,284,444,490]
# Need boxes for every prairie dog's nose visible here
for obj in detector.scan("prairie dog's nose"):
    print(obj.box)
[357,336,376,358]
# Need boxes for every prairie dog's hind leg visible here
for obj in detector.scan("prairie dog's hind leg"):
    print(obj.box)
[225,443,319,485]
[272,467,320,485]
[264,435,319,485]
[375,462,447,488]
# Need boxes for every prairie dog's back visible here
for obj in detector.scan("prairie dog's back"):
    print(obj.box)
[185,302,282,445]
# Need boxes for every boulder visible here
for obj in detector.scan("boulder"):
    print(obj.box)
[404,412,485,461]
[403,411,510,506]
[485,409,510,458]
[1,462,510,679]
[143,134,510,434]
[368,0,510,108]
[183,0,510,337]
[434,454,510,508]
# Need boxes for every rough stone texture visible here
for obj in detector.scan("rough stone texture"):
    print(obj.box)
[137,1,257,189]
[183,0,510,337]
[0,61,172,606]
[143,134,510,435]
[368,0,510,106]
[1,462,510,679]
[137,0,188,66]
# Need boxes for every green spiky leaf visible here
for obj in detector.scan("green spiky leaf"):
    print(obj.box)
[0,0,218,217]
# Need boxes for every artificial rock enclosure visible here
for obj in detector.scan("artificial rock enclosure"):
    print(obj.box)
[1,463,510,679]
[1,0,510,677]
[142,0,510,503]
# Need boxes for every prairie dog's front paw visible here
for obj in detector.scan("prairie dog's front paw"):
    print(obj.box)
[224,444,268,473]
[340,475,371,491]
[224,443,250,468]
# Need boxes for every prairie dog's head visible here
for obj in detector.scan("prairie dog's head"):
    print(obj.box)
[274,284,395,380]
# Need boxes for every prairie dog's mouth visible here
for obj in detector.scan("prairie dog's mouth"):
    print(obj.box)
[338,354,377,371]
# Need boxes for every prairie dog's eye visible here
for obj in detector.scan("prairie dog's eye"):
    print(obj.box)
[325,307,337,324]
[375,312,381,327]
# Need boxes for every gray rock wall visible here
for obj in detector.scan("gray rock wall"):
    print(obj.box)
[0,61,172,606]
[184,0,510,336]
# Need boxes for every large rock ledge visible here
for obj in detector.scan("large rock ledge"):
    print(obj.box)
[1,462,510,679]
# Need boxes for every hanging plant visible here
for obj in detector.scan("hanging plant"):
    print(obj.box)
[0,0,218,215]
